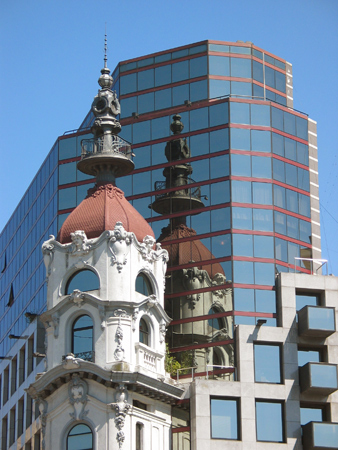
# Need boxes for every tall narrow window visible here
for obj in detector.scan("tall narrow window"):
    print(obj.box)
[67,424,93,450]
[139,318,149,346]
[136,422,144,450]
[135,273,153,296]
[210,398,239,440]
[72,315,94,361]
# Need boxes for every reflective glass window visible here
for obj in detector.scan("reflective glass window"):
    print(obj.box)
[285,137,297,161]
[254,262,275,285]
[233,234,253,257]
[120,123,132,142]
[230,102,250,124]
[133,171,151,194]
[155,65,171,87]
[286,189,298,213]
[285,163,297,187]
[77,184,92,204]
[172,49,188,59]
[232,180,251,203]
[211,180,230,204]
[133,120,151,144]
[209,44,230,53]
[209,79,230,99]
[231,81,252,97]
[139,318,149,346]
[134,145,151,169]
[298,168,309,191]
[230,57,251,78]
[271,107,283,131]
[251,131,271,152]
[59,187,76,210]
[120,96,137,118]
[254,344,281,383]
[299,193,310,217]
[136,273,153,296]
[190,80,208,102]
[118,175,132,197]
[155,53,171,63]
[266,89,276,102]
[252,182,272,205]
[231,46,250,55]
[191,210,211,234]
[138,92,154,114]
[210,398,239,440]
[190,132,209,156]
[210,128,229,152]
[209,56,230,76]
[274,185,286,209]
[172,60,189,82]
[211,234,231,258]
[233,260,254,284]
[138,69,154,91]
[256,401,284,442]
[251,104,270,126]
[276,93,287,106]
[274,211,287,235]
[210,154,229,178]
[287,215,299,239]
[253,49,263,59]
[66,269,99,294]
[275,238,288,262]
[59,136,77,160]
[231,128,250,150]
[234,288,255,311]
[296,116,308,140]
[72,315,93,357]
[152,116,170,141]
[190,107,208,131]
[59,162,76,185]
[190,56,207,78]
[252,156,271,178]
[265,66,275,89]
[284,112,296,135]
[120,73,137,95]
[299,219,311,243]
[298,348,321,367]
[255,290,276,313]
[253,208,273,231]
[172,83,189,106]
[67,423,93,450]
[253,84,264,100]
[232,207,252,230]
[272,132,284,157]
[231,154,251,177]
[252,61,263,83]
[300,407,323,426]
[210,208,230,232]
[275,71,286,93]
[254,235,274,258]
[154,88,171,110]
[288,241,299,265]
[209,102,229,127]
[297,142,309,166]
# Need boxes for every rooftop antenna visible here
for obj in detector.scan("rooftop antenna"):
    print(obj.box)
[104,24,108,68]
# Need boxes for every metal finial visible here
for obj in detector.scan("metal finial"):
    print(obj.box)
[104,27,108,68]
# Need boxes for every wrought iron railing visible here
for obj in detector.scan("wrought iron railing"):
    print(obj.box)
[81,136,132,160]
[154,178,201,201]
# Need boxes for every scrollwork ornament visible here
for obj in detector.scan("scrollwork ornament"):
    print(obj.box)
[132,308,139,332]
[68,374,88,420]
[111,384,131,449]
[69,230,91,255]
[42,236,56,277]
[109,222,132,272]
[69,289,85,307]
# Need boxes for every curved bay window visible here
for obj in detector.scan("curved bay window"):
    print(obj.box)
[139,318,149,346]
[67,423,93,450]
[135,273,153,296]
[66,269,99,295]
[72,315,94,361]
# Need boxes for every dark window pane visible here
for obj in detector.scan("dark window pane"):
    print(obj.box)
[210,128,229,152]
[231,128,250,150]
[296,116,308,140]
[231,102,250,124]
[154,89,171,110]
[272,133,284,157]
[138,92,154,114]
[284,112,296,135]
[139,318,149,345]
[210,154,229,178]
[299,193,311,217]
[59,187,76,210]
[152,116,170,140]
[271,107,283,131]
[266,89,276,102]
[211,234,231,257]
[68,424,93,450]
[210,207,230,232]
[275,71,286,93]
[274,185,286,209]
[288,241,299,265]
[286,189,298,213]
[120,96,137,118]
[231,81,252,97]
[209,56,230,76]
[190,80,208,102]
[265,66,275,89]
[287,215,299,239]
[209,79,230,99]
[59,162,76,185]
[59,136,76,160]
[256,401,284,442]
[274,211,287,235]
[136,273,152,296]
[133,120,151,144]
[254,344,281,383]
[299,219,311,243]
[230,57,251,78]
[155,65,171,87]
[138,69,154,91]
[172,60,189,82]
[172,83,189,106]
[253,84,264,100]
[252,61,263,83]
[251,130,271,152]
[209,102,229,127]
[275,238,288,262]
[190,132,209,156]
[285,137,297,161]
[190,107,209,131]
[231,154,251,177]
[251,104,270,126]
[72,315,93,356]
[285,163,298,187]
[210,180,230,204]
[297,167,310,191]
[211,398,238,440]
[66,270,99,294]
[297,142,309,166]
[190,56,207,78]
[120,73,137,95]
[252,156,271,178]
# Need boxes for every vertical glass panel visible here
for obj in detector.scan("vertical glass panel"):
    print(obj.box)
[253,49,263,59]
[272,133,284,157]
[251,131,271,152]
[252,61,264,83]
[211,234,231,257]
[254,262,275,285]
[172,83,189,106]
[133,121,151,144]
[253,84,264,100]
[190,56,207,78]
[138,69,154,91]
[209,79,230,99]
[310,364,338,388]
[120,123,132,143]
[308,307,335,331]
[155,65,171,87]
[77,184,92,204]
[59,162,76,185]
[285,163,298,187]
[297,142,309,166]
[296,116,308,140]
[274,185,286,209]
[192,210,211,234]
[232,207,252,230]
[210,207,230,232]
[254,235,274,258]
[120,73,137,95]
[230,57,251,78]
[288,241,299,265]
[298,349,321,366]
[138,92,154,114]
[255,290,276,313]
[253,208,273,231]
[252,156,271,179]
[68,424,93,450]
[154,88,171,110]
[274,211,287,235]
[120,96,137,118]
[230,46,250,54]
[265,66,275,89]
[232,180,252,203]
[209,56,230,76]
[172,49,188,59]
[190,133,209,156]
[251,104,270,126]
[72,314,93,355]
[300,407,323,426]
[299,193,311,217]
[231,128,250,150]
[210,154,229,178]
[133,171,151,194]
[172,60,189,82]
[233,234,253,257]
[275,71,286,93]
[231,81,252,97]
[285,137,297,161]
[287,214,299,239]
[284,112,296,135]
[266,90,276,103]
[210,398,238,440]
[210,128,229,152]
[234,288,255,311]
[254,344,281,383]
[273,159,285,182]
[58,187,76,210]
[118,175,132,197]
[256,401,283,442]
[231,154,251,177]
[59,136,76,160]
[190,107,209,131]
[271,107,283,131]
[209,102,229,127]
[211,180,230,204]
[155,53,171,63]
[298,168,310,191]
[134,145,151,169]
[286,189,298,213]
[275,93,287,106]
[275,238,288,262]
[252,182,272,205]
[190,80,208,102]
[299,219,311,243]
[209,44,230,53]
[234,260,254,284]
[230,102,250,124]
[152,116,169,141]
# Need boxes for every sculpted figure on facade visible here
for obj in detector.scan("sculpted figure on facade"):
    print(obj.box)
[68,374,88,421]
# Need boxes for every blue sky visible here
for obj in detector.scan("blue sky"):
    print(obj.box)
[1,0,337,274]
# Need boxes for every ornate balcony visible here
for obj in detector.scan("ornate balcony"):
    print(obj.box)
[135,343,162,373]
[81,136,132,160]
[154,178,201,201]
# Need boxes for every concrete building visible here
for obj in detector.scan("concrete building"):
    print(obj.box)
[0,40,337,449]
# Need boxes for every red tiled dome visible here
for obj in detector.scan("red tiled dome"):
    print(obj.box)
[159,224,224,277]
[58,184,154,244]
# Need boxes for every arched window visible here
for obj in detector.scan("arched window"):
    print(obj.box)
[66,269,99,295]
[208,307,223,331]
[139,318,149,346]
[135,273,153,296]
[67,423,93,450]
[72,315,94,361]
